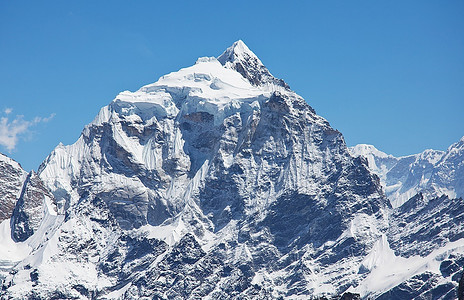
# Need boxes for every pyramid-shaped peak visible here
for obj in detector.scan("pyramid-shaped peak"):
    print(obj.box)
[218,40,257,61]
[217,40,289,89]
[232,39,249,51]
[217,40,259,65]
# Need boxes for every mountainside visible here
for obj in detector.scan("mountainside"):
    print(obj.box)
[0,155,58,287]
[350,137,464,207]
[0,154,27,283]
[0,153,27,223]
[356,192,464,299]
[1,41,463,299]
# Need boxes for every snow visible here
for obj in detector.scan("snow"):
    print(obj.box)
[218,40,263,68]
[0,188,61,281]
[337,213,382,241]
[39,50,274,211]
[359,235,396,273]
[106,282,132,299]
[349,144,391,159]
[0,152,24,170]
[234,243,252,263]
[0,219,31,263]
[353,236,464,297]
[38,139,84,207]
[143,56,264,100]
[140,218,187,246]
[349,140,463,208]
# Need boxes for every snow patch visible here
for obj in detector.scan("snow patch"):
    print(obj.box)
[0,219,31,263]
[354,237,464,297]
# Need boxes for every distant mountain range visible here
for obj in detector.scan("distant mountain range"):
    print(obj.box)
[350,137,464,208]
[0,40,462,299]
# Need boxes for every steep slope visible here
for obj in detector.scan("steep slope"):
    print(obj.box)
[348,139,464,299]
[218,40,290,89]
[0,154,27,285]
[10,171,58,242]
[350,138,463,208]
[0,154,59,288]
[431,137,464,200]
[2,41,390,299]
[353,193,464,299]
[347,144,399,189]
[0,153,27,222]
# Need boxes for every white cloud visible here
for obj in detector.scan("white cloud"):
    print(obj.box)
[33,113,56,123]
[0,113,55,152]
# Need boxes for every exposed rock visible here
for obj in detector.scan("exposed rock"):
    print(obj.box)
[11,171,57,242]
[0,153,26,222]
[350,137,464,207]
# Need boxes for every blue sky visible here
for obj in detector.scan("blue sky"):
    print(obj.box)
[1,1,463,171]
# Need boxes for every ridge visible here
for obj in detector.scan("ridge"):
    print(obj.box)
[217,40,290,89]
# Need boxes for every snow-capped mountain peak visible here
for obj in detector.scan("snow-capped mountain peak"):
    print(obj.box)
[218,40,261,66]
[350,144,392,159]
[351,136,464,208]
[218,40,290,89]
[348,144,397,189]
[7,40,391,299]
[2,42,463,300]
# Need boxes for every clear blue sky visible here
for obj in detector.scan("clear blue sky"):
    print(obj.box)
[1,1,463,171]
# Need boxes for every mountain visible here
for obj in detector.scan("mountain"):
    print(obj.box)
[0,154,27,282]
[0,41,462,299]
[0,154,58,286]
[351,190,464,299]
[0,153,27,223]
[350,137,464,207]
[347,136,464,299]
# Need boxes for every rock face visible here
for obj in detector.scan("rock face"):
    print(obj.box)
[375,194,464,299]
[459,271,464,300]
[10,171,57,242]
[0,154,27,285]
[350,138,464,207]
[388,193,464,258]
[0,155,58,287]
[349,135,464,300]
[377,271,457,300]
[217,40,290,89]
[0,153,27,222]
[0,41,463,299]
